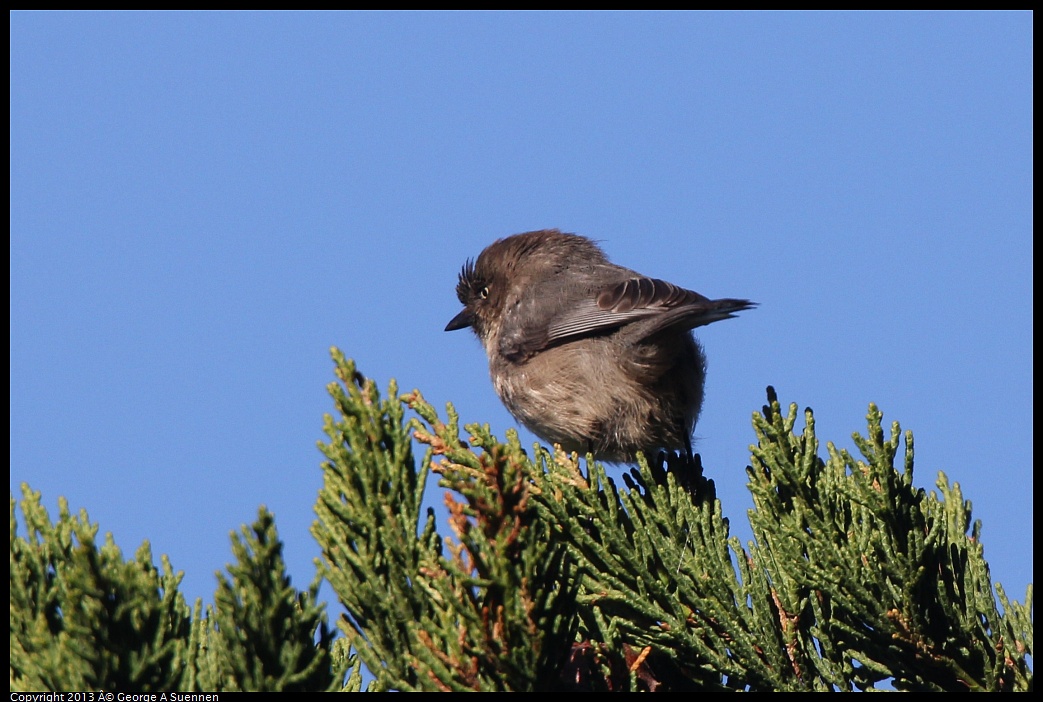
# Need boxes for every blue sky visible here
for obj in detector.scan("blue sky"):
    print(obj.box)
[11,12,1032,619]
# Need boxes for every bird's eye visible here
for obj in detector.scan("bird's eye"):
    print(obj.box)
[479,286,490,299]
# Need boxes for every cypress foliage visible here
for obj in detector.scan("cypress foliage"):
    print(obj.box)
[184,507,347,691]
[313,353,1030,691]
[9,485,191,691]
[524,387,1034,690]
[9,494,359,692]
[9,351,1033,691]
[312,348,576,691]
[741,390,1033,691]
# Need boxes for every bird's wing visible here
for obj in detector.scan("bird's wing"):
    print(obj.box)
[546,277,754,343]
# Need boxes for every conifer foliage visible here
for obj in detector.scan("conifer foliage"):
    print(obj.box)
[9,496,360,691]
[9,350,1033,691]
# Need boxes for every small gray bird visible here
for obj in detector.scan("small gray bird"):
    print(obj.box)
[445,229,754,463]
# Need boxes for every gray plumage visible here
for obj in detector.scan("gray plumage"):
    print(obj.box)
[446,229,754,463]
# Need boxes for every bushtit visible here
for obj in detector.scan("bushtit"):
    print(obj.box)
[445,229,754,463]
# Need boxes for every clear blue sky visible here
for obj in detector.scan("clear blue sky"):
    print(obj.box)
[11,12,1032,617]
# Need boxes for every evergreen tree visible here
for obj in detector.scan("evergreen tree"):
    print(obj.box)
[9,349,1032,691]
[9,495,360,692]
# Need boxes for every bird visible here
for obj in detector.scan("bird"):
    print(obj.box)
[445,229,754,464]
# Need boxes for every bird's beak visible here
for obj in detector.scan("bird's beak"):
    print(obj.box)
[445,309,474,331]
